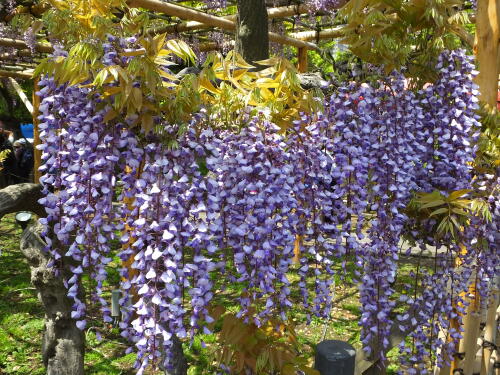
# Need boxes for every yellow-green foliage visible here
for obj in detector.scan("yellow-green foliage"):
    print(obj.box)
[33,0,322,139]
[208,306,319,375]
[476,104,500,170]
[338,0,472,84]
[41,0,127,43]
[408,189,492,241]
[35,38,321,136]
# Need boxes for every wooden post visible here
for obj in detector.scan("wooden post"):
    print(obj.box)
[456,281,482,374]
[32,78,42,184]
[473,344,482,375]
[298,47,308,73]
[481,277,499,374]
[474,0,500,107]
[474,0,499,372]
[435,325,452,375]
[436,248,469,375]
[293,235,302,264]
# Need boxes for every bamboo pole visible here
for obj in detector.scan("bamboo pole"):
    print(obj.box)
[0,70,33,79]
[474,343,483,375]
[150,4,310,35]
[32,78,41,184]
[7,78,34,115]
[290,26,345,41]
[456,281,482,375]
[486,349,498,375]
[0,37,53,54]
[474,0,500,372]
[481,278,499,375]
[128,0,320,50]
[1,4,320,54]
[474,0,500,106]
[436,253,469,375]
[435,324,452,375]
[0,51,33,59]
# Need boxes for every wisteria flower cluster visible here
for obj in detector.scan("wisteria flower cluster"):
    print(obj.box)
[36,46,497,373]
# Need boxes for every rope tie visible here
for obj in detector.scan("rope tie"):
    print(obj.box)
[482,339,498,351]
[454,352,466,360]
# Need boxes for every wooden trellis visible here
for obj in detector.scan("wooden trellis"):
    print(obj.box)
[0,1,498,375]
[0,0,349,77]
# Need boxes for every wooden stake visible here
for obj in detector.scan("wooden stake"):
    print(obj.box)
[297,47,308,73]
[32,78,41,184]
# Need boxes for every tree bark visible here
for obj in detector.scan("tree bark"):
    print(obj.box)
[0,183,45,219]
[20,223,85,375]
[1,184,188,375]
[236,0,269,64]
[161,335,188,375]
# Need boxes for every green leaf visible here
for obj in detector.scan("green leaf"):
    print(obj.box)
[451,208,468,216]
[437,217,449,234]
[447,189,472,201]
[255,349,269,373]
[429,207,448,217]
[421,199,446,209]
[450,215,461,230]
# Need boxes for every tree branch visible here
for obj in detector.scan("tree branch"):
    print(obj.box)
[0,183,45,220]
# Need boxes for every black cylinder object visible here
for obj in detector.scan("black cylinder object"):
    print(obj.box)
[315,340,356,375]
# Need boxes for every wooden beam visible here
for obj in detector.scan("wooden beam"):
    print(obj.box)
[1,3,320,54]
[0,37,53,54]
[129,0,319,50]
[151,4,310,35]
[0,51,33,59]
[129,0,237,28]
[268,32,319,51]
[7,77,33,115]
[0,70,33,79]
[290,26,344,41]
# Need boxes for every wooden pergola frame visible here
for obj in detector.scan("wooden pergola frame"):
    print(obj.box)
[1,2,496,373]
[0,0,348,76]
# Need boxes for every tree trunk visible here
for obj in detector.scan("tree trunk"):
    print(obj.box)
[236,0,269,64]
[20,223,85,375]
[161,335,188,375]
